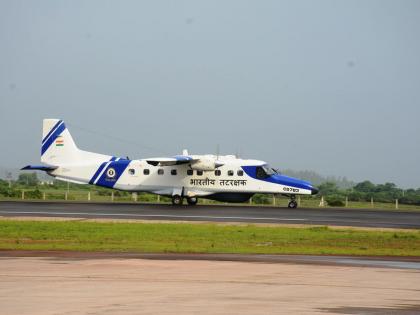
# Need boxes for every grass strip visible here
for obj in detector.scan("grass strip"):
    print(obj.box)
[0,220,419,256]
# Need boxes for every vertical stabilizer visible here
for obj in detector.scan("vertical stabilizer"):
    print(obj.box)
[41,119,80,165]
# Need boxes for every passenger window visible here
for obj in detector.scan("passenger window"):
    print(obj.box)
[143,169,150,175]
[158,169,164,175]
[237,170,244,176]
[187,169,193,176]
[171,169,177,176]
[197,170,203,176]
[215,170,221,176]
[128,169,135,175]
[228,170,234,176]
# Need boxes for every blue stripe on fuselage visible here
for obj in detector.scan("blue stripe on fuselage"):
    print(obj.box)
[95,159,131,188]
[89,157,117,184]
[89,162,108,185]
[41,122,66,156]
[241,166,313,190]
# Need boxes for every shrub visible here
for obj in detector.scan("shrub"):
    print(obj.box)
[326,195,345,207]
[25,189,42,199]
[139,193,158,202]
[252,194,272,205]
[400,196,420,206]
[0,187,20,198]
[96,189,111,196]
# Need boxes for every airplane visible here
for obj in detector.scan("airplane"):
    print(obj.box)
[22,119,318,208]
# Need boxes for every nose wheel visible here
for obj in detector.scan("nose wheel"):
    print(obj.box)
[288,195,298,208]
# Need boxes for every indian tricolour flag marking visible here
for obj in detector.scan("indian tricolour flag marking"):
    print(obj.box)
[55,136,64,147]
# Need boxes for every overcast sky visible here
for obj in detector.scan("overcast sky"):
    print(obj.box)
[1,0,419,188]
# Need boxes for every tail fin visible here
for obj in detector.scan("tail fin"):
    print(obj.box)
[41,119,80,165]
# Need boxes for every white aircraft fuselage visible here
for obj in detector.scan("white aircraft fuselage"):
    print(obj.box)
[23,119,318,207]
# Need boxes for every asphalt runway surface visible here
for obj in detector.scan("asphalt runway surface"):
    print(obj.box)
[1,201,420,229]
[1,250,419,270]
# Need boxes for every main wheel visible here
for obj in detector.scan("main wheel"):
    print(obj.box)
[288,200,298,209]
[187,197,198,205]
[172,195,183,205]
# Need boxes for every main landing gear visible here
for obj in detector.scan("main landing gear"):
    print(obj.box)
[187,197,198,205]
[171,195,183,205]
[288,195,298,209]
[171,195,198,206]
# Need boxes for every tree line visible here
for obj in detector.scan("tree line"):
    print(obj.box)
[319,181,420,206]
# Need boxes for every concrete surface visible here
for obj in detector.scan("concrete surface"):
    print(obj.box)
[1,254,419,314]
[1,201,420,229]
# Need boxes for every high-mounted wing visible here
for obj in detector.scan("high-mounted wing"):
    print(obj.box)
[145,155,224,171]
[145,149,224,170]
[145,155,198,166]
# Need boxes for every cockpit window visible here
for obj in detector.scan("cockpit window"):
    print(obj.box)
[272,168,281,175]
[256,165,276,179]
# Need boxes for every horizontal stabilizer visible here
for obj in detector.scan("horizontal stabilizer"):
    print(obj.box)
[21,165,58,172]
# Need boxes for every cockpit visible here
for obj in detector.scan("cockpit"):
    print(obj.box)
[256,164,279,179]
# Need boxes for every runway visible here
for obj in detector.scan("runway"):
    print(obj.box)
[1,201,419,229]
[2,250,420,270]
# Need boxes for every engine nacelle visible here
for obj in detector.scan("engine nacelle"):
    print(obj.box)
[190,158,223,171]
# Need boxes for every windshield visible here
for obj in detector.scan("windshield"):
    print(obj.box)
[271,168,281,175]
[256,164,276,179]
[262,165,275,176]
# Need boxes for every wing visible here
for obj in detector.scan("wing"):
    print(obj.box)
[145,155,199,166]
[145,155,224,170]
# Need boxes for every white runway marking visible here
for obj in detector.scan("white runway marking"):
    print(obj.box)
[0,211,306,222]
[303,218,415,226]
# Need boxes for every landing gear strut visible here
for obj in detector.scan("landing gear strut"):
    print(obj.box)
[288,195,298,209]
[171,194,183,206]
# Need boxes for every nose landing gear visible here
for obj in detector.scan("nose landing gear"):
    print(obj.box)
[288,195,298,209]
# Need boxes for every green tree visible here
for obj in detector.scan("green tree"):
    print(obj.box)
[353,181,376,193]
[318,182,339,195]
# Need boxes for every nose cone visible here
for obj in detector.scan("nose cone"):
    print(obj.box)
[311,187,319,195]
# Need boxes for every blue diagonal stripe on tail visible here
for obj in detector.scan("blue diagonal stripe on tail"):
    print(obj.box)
[41,122,66,156]
[42,120,63,145]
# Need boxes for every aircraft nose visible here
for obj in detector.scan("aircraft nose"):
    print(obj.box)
[311,187,319,195]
